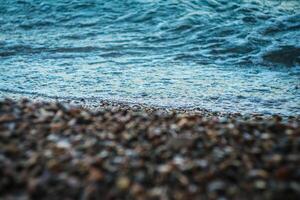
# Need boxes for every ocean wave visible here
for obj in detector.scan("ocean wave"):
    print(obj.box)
[0,0,299,115]
[1,0,299,67]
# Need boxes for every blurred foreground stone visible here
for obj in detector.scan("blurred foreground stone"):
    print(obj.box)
[0,99,299,200]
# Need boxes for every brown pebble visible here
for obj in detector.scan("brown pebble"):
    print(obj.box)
[0,114,16,123]
[275,166,292,180]
[88,167,104,182]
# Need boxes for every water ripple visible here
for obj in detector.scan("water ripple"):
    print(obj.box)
[0,0,299,115]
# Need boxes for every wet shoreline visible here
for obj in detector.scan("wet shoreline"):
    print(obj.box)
[1,90,299,120]
[0,98,299,199]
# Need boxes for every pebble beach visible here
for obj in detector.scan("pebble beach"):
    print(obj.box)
[1,1,300,199]
[0,99,299,199]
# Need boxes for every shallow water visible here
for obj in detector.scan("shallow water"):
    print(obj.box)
[0,0,300,115]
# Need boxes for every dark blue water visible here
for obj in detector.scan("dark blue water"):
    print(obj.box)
[0,0,300,115]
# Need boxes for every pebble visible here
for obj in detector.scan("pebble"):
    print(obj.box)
[254,180,267,190]
[0,99,299,199]
[56,140,71,149]
[116,176,130,190]
[88,167,104,182]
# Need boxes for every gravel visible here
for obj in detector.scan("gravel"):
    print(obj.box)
[0,98,299,200]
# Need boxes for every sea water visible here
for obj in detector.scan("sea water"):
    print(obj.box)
[0,0,299,115]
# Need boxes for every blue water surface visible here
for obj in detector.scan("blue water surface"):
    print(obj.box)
[0,0,299,115]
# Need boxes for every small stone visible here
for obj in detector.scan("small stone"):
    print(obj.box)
[208,180,226,193]
[269,154,282,164]
[158,164,173,174]
[131,183,144,195]
[116,176,130,190]
[4,143,19,156]
[56,140,71,149]
[167,137,193,150]
[68,118,77,126]
[26,154,39,167]
[88,167,104,182]
[254,180,266,189]
[177,174,189,185]
[47,134,59,142]
[249,169,269,179]
[261,133,271,140]
[196,159,208,168]
[177,118,189,128]
[0,114,16,122]
[47,159,61,172]
[50,122,64,132]
[285,129,294,135]
[28,178,39,194]
[275,166,292,180]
